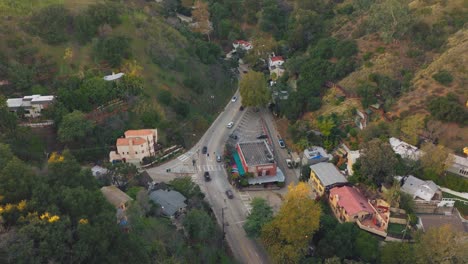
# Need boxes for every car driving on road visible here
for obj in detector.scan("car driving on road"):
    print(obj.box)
[278,139,286,148]
[231,96,237,102]
[202,146,208,154]
[227,122,234,128]
[225,190,234,199]
[204,171,211,181]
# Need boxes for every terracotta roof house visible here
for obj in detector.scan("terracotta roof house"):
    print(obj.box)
[329,186,373,223]
[109,129,158,164]
[233,40,252,50]
[329,186,391,237]
[268,55,285,72]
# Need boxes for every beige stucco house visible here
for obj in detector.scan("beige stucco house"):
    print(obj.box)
[109,129,157,163]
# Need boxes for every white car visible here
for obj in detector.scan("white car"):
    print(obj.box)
[231,96,237,102]
[227,122,234,128]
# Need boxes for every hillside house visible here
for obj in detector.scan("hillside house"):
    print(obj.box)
[399,175,454,214]
[309,162,347,196]
[268,55,284,71]
[149,189,187,218]
[329,186,373,222]
[446,154,468,178]
[100,186,133,230]
[303,146,332,165]
[329,185,391,237]
[389,137,422,160]
[233,40,252,51]
[109,129,158,164]
[6,94,55,118]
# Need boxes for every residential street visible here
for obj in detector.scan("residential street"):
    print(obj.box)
[145,64,301,263]
[146,89,270,264]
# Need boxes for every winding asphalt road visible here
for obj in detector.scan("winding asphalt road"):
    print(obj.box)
[146,89,270,263]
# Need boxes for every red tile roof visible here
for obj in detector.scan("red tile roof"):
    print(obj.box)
[330,186,373,216]
[270,56,284,62]
[234,40,251,46]
[124,129,154,137]
[116,137,147,146]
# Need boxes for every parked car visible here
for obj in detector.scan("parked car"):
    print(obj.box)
[231,96,237,102]
[216,155,222,162]
[225,190,234,199]
[278,139,286,148]
[227,122,234,128]
[202,146,208,154]
[257,134,268,139]
[229,134,238,140]
[204,171,211,181]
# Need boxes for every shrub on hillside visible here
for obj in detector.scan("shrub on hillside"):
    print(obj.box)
[27,5,71,45]
[432,70,453,86]
[428,94,467,124]
[334,40,358,58]
[93,36,131,67]
[74,3,122,43]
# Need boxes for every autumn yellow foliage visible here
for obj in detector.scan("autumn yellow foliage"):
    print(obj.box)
[261,182,321,263]
[40,212,60,223]
[48,152,64,163]
[79,218,89,225]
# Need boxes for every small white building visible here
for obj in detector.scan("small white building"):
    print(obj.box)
[103,72,124,81]
[109,129,158,164]
[389,137,422,160]
[6,94,55,118]
[233,40,252,51]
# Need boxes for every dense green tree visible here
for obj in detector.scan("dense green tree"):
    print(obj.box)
[58,111,95,143]
[0,157,34,204]
[94,36,131,67]
[6,61,35,93]
[244,198,273,238]
[357,84,378,108]
[355,230,379,263]
[259,0,288,38]
[288,9,323,51]
[367,0,412,42]
[317,222,359,259]
[183,209,217,242]
[0,96,18,134]
[239,71,270,108]
[381,242,415,264]
[358,138,398,185]
[103,162,139,191]
[169,177,204,199]
[28,5,71,44]
[243,0,263,23]
[428,94,468,124]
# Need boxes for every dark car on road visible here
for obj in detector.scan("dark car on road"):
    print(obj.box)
[257,134,268,139]
[239,106,244,111]
[202,146,208,154]
[225,190,234,199]
[204,171,211,181]
[229,134,238,140]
